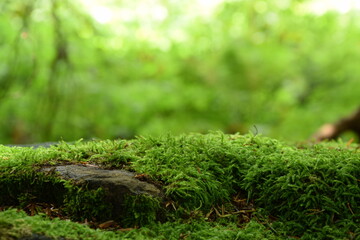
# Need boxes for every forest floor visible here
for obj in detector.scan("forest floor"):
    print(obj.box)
[1,132,359,240]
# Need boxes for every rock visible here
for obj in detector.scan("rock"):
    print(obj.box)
[5,142,62,149]
[42,165,162,217]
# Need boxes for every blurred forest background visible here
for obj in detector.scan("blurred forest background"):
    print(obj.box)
[1,0,360,144]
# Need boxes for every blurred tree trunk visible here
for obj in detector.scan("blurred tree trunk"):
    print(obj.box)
[40,0,72,140]
[312,107,360,141]
[0,0,36,99]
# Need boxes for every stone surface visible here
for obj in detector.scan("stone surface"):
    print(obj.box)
[42,165,162,216]
[5,142,61,148]
[43,165,161,197]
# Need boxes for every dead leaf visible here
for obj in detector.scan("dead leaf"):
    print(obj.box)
[98,220,116,229]
[118,228,135,232]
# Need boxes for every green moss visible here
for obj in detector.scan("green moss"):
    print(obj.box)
[122,194,161,227]
[0,209,121,240]
[0,171,66,207]
[63,185,113,222]
[1,132,360,238]
[122,220,280,240]
[0,139,135,170]
[0,209,278,240]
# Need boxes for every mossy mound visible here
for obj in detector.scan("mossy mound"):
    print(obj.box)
[0,209,279,240]
[0,132,359,239]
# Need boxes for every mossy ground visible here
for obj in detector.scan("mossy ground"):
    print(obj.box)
[0,209,279,240]
[0,132,359,239]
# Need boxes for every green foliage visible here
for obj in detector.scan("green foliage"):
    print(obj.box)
[0,209,121,240]
[1,0,360,144]
[0,170,66,206]
[122,220,280,240]
[0,209,279,240]
[0,139,136,168]
[122,195,161,227]
[1,132,360,238]
[64,185,112,222]
[53,139,138,168]
[132,134,235,210]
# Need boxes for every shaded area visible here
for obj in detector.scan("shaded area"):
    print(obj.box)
[313,107,360,141]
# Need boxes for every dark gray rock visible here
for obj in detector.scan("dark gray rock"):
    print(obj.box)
[43,165,162,197]
[42,165,162,216]
[5,142,62,149]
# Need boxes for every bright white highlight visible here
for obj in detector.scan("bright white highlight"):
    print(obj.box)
[81,0,360,26]
[80,0,223,24]
[308,0,360,14]
[91,6,113,24]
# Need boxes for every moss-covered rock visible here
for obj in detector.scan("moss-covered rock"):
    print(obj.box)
[0,132,360,239]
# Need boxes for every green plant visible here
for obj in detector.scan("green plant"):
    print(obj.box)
[122,195,161,227]
[63,185,112,222]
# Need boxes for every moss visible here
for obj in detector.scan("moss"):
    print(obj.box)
[0,171,66,207]
[1,132,360,238]
[122,194,161,227]
[63,185,113,222]
[0,209,278,240]
[0,209,121,240]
